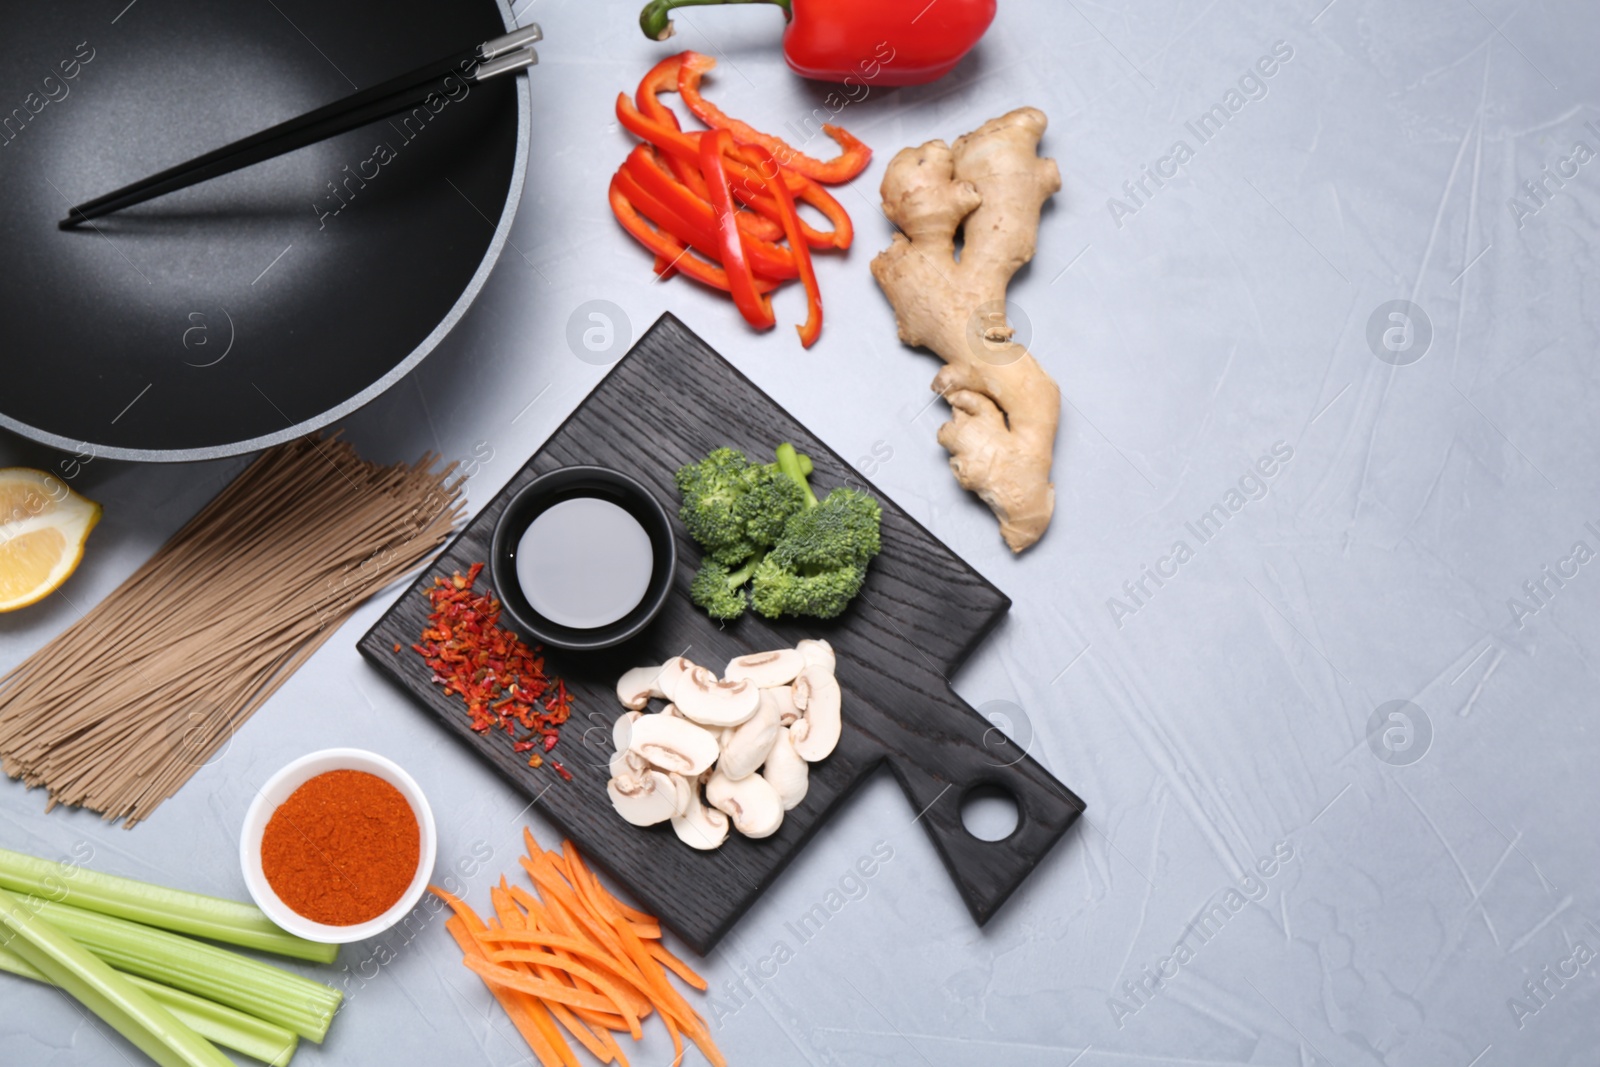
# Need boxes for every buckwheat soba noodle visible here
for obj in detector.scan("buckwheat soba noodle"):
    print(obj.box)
[0,435,464,826]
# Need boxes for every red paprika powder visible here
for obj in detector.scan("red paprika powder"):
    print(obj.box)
[261,769,420,926]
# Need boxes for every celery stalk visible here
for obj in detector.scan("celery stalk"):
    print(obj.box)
[0,942,299,1067]
[0,940,48,980]
[0,887,234,1067]
[33,899,341,1043]
[0,848,337,964]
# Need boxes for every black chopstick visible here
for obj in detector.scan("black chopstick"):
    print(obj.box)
[58,24,541,229]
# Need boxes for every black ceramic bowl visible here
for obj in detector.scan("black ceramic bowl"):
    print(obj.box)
[490,467,676,651]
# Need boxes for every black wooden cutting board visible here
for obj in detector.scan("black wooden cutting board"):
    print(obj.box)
[357,313,1085,954]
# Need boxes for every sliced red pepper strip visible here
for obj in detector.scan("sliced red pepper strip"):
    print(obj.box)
[782,172,853,251]
[613,166,718,265]
[608,173,778,295]
[613,163,755,285]
[739,144,821,347]
[723,166,853,251]
[634,54,686,131]
[638,53,791,242]
[676,51,871,185]
[615,93,843,249]
[634,54,789,247]
[699,130,774,331]
[634,55,715,200]
[623,146,797,279]
[617,155,795,285]
[652,254,677,279]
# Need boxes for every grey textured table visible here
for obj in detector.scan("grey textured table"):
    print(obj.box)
[4,0,1599,1064]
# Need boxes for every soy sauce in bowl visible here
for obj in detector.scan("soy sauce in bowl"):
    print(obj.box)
[515,496,654,629]
[490,467,676,651]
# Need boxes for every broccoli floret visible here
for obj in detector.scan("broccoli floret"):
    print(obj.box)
[675,447,755,560]
[749,445,883,620]
[772,487,882,570]
[690,554,764,620]
[679,442,877,622]
[735,463,805,548]
[675,447,807,565]
[749,552,866,620]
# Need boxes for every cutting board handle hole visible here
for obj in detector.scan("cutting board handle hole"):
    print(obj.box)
[959,782,1021,842]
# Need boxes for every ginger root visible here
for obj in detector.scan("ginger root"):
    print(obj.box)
[870,107,1061,552]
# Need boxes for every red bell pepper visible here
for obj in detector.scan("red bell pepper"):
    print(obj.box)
[675,52,870,184]
[698,130,775,330]
[741,143,822,347]
[635,55,714,200]
[608,175,780,295]
[639,0,996,86]
[636,56,786,243]
[621,145,800,279]
[614,92,851,250]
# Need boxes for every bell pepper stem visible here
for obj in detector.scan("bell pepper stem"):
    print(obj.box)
[639,0,791,42]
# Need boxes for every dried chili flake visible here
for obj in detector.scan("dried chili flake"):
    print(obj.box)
[412,563,573,776]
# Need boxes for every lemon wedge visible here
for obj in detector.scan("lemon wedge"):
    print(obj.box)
[0,468,101,612]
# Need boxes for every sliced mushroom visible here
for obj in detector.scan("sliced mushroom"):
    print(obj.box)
[674,666,760,727]
[790,665,842,762]
[724,649,804,688]
[718,690,782,780]
[761,726,809,810]
[654,656,696,703]
[768,685,799,726]
[627,713,721,776]
[668,771,693,814]
[607,768,686,826]
[611,710,641,753]
[609,747,648,781]
[671,773,730,850]
[615,666,665,710]
[796,638,836,672]
[706,769,784,838]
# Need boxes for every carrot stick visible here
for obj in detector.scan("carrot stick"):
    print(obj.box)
[550,849,618,925]
[507,885,551,927]
[507,880,631,1007]
[598,1025,631,1067]
[546,999,614,1064]
[662,1011,687,1067]
[491,886,526,930]
[446,918,566,1067]
[527,857,703,1059]
[561,843,666,935]
[474,903,648,1033]
[525,998,583,1067]
[429,884,488,934]
[461,956,622,1014]
[485,950,644,1037]
[568,1005,635,1033]
[647,941,708,992]
[520,856,632,964]
[454,831,725,1067]
[483,895,622,1062]
[479,929,662,980]
[558,853,711,1045]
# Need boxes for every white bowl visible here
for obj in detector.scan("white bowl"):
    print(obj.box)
[239,748,437,944]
